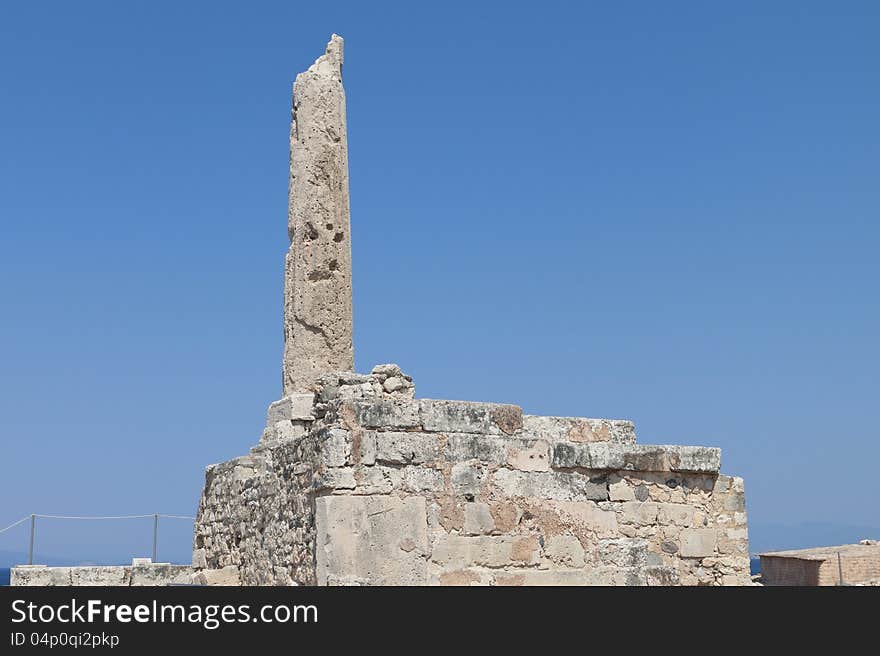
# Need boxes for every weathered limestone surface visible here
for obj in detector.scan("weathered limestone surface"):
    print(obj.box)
[760,542,880,586]
[190,35,752,586]
[283,34,354,394]
[193,365,753,586]
[12,563,196,587]
[315,495,428,585]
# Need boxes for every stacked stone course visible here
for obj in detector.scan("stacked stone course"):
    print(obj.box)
[194,365,752,585]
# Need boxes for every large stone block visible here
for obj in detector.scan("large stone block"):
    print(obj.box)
[420,399,522,435]
[69,567,130,586]
[552,443,720,473]
[315,495,428,585]
[319,428,351,467]
[522,415,636,444]
[445,433,508,463]
[599,538,649,568]
[371,431,441,464]
[544,535,586,567]
[494,567,645,586]
[267,394,316,424]
[507,439,551,471]
[451,462,489,497]
[431,535,540,568]
[618,501,660,525]
[400,466,446,494]
[11,565,72,586]
[463,502,496,536]
[195,565,241,586]
[349,400,420,429]
[679,528,718,558]
[130,564,196,586]
[492,469,608,502]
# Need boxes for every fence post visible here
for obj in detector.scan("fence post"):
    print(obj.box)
[838,551,844,586]
[153,514,158,562]
[28,514,35,565]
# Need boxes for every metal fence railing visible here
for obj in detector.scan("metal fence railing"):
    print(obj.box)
[0,513,195,565]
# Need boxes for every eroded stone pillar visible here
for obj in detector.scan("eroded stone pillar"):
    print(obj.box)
[283,35,354,394]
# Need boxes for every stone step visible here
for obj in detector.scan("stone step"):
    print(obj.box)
[347,398,636,444]
[552,442,721,473]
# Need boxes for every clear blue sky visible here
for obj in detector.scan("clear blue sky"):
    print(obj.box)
[1,1,877,565]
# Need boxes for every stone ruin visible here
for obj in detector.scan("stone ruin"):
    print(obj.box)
[191,35,752,586]
[12,35,752,587]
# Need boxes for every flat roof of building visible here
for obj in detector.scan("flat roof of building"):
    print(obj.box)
[759,543,880,561]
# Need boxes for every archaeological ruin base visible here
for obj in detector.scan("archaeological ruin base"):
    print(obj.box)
[191,35,752,586]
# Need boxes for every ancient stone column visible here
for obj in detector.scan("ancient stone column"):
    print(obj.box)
[283,35,354,394]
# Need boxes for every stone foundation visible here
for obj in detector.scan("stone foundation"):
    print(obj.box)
[11,561,197,586]
[193,365,751,585]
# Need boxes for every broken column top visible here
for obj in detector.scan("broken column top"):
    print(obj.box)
[283,34,354,394]
[296,33,344,87]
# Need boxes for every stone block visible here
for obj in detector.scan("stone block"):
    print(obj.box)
[451,462,488,497]
[645,566,681,586]
[559,501,619,537]
[11,565,72,586]
[544,535,586,567]
[552,443,720,473]
[496,567,642,586]
[350,400,420,429]
[356,431,377,465]
[420,399,522,435]
[69,566,130,586]
[314,467,356,490]
[507,439,551,471]
[445,434,508,463]
[522,415,637,444]
[679,528,717,558]
[722,493,746,512]
[608,477,635,501]
[430,535,538,568]
[401,466,446,493]
[618,501,660,525]
[437,569,487,586]
[463,502,496,535]
[315,495,428,585]
[491,405,523,435]
[320,428,351,467]
[372,431,441,464]
[266,420,311,442]
[196,565,241,586]
[492,469,607,502]
[131,564,196,586]
[267,394,316,424]
[599,538,649,568]
[657,503,694,526]
[350,465,400,494]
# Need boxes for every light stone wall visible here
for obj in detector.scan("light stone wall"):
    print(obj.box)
[760,543,880,586]
[12,563,197,586]
[193,366,752,586]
